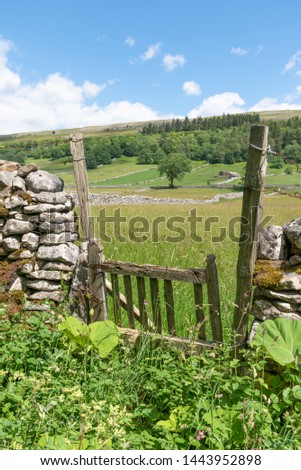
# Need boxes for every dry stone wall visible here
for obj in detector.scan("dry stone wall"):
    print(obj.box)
[250,219,301,339]
[0,160,79,305]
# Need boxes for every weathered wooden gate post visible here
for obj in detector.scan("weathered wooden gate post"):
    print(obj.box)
[232,124,268,355]
[69,133,108,322]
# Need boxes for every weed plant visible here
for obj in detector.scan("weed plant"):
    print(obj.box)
[1,305,301,450]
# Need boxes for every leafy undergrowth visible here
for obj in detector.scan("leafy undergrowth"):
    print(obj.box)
[1,305,301,450]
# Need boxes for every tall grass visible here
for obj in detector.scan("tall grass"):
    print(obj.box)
[90,195,300,342]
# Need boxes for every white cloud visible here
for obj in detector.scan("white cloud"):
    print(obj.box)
[82,80,107,98]
[140,42,162,61]
[296,70,301,77]
[256,44,264,54]
[163,54,186,71]
[283,50,301,74]
[231,47,248,56]
[182,80,201,96]
[0,38,21,92]
[249,97,301,112]
[82,79,118,98]
[188,92,246,118]
[0,37,175,134]
[124,36,135,47]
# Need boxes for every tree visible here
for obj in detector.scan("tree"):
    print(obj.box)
[158,153,192,188]
[284,166,294,175]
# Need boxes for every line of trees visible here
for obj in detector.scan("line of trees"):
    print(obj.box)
[141,113,261,134]
[1,114,301,170]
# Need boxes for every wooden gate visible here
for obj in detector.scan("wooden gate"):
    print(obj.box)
[98,254,223,350]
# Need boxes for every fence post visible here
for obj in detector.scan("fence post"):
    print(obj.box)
[69,133,93,239]
[69,133,107,322]
[232,124,268,354]
[88,239,108,322]
[205,254,223,343]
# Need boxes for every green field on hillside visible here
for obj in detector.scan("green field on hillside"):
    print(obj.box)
[33,155,296,194]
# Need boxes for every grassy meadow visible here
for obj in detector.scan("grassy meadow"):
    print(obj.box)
[88,194,300,342]
[31,153,300,192]
[2,193,301,451]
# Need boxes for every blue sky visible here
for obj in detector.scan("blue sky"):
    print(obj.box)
[0,0,301,134]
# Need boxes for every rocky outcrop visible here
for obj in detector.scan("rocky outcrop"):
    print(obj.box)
[257,225,287,260]
[251,219,301,338]
[0,160,79,309]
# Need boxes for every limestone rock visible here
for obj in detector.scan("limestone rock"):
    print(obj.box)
[8,276,23,291]
[289,255,301,266]
[272,301,296,313]
[248,319,262,343]
[39,211,75,223]
[64,197,75,211]
[0,171,15,195]
[0,162,20,172]
[40,232,78,245]
[28,270,72,281]
[24,302,50,311]
[25,170,64,193]
[5,196,28,209]
[252,298,301,321]
[254,287,301,304]
[17,163,38,178]
[3,219,34,236]
[41,261,75,272]
[28,191,67,204]
[11,175,26,191]
[7,249,34,260]
[278,272,301,290]
[37,243,79,265]
[24,203,66,214]
[27,291,65,302]
[2,236,21,252]
[257,225,288,260]
[22,232,40,250]
[39,221,77,234]
[17,263,34,275]
[283,219,301,250]
[27,280,61,291]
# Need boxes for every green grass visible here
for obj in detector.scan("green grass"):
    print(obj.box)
[25,154,299,196]
[2,306,301,451]
[88,195,300,340]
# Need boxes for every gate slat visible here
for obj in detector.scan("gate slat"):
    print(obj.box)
[163,280,176,335]
[123,275,135,329]
[150,278,162,333]
[194,283,206,340]
[111,273,122,326]
[136,276,148,328]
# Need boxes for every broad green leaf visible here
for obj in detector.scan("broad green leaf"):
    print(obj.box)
[58,316,89,348]
[292,385,301,400]
[89,321,120,358]
[156,406,191,432]
[250,318,301,367]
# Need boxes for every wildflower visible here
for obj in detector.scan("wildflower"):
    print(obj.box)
[243,291,249,299]
[196,429,205,441]
[143,299,148,305]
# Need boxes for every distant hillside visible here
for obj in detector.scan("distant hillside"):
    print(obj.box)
[1,109,301,143]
